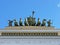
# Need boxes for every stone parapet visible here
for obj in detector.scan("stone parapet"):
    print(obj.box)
[4,26,55,30]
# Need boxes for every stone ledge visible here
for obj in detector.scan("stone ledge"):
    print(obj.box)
[4,26,55,30]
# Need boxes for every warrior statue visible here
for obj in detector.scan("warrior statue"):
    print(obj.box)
[27,11,36,26]
[32,18,36,26]
[24,18,29,26]
[8,20,13,26]
[36,18,41,26]
[41,19,46,26]
[27,16,36,26]
[14,19,18,26]
[32,11,36,26]
[47,19,51,27]
[19,18,23,26]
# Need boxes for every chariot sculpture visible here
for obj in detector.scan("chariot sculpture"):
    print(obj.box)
[8,11,52,27]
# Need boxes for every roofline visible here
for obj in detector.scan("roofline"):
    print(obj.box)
[0,30,60,32]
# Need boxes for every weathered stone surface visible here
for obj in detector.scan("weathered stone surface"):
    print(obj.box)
[0,36,60,45]
[5,26,55,30]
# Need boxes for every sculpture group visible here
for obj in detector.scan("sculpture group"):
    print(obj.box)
[8,11,52,27]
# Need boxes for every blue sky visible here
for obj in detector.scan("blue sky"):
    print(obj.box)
[0,0,60,28]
